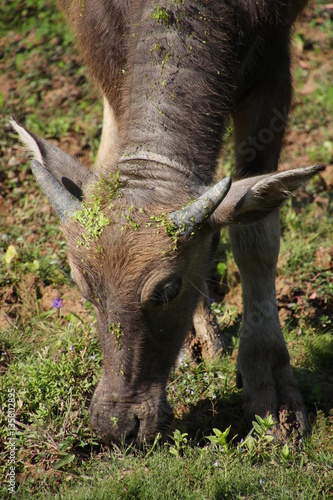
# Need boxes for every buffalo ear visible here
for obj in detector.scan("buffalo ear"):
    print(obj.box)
[10,119,99,220]
[30,159,82,220]
[209,164,325,228]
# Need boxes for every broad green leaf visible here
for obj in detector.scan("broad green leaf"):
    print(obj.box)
[53,454,76,470]
[217,262,227,276]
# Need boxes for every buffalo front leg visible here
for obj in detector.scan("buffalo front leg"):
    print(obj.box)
[190,289,226,361]
[179,284,226,364]
[182,234,227,362]
[229,211,306,434]
[230,30,306,434]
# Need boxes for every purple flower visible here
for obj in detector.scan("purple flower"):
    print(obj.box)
[51,297,63,310]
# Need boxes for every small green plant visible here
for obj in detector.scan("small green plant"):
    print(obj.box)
[206,425,236,479]
[281,443,291,462]
[240,415,276,461]
[144,432,162,459]
[168,429,189,457]
[206,425,232,453]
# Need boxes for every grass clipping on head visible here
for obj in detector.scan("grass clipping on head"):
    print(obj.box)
[71,172,125,248]
[72,200,111,248]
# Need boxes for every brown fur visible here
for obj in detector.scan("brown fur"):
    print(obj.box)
[34,0,310,442]
[63,189,213,441]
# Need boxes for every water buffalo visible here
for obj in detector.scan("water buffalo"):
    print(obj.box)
[12,0,324,443]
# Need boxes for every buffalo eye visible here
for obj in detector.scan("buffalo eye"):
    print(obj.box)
[152,278,182,306]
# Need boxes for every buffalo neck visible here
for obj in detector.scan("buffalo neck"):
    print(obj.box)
[119,0,238,185]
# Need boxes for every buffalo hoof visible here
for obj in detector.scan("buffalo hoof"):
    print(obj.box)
[237,370,308,440]
[263,407,308,444]
[277,405,308,437]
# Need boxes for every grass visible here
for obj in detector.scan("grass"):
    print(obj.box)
[0,0,332,498]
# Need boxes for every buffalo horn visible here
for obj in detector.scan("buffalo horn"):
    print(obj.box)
[31,159,82,221]
[170,176,232,236]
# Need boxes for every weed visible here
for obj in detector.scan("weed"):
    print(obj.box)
[168,429,189,457]
[240,415,276,462]
[206,425,232,452]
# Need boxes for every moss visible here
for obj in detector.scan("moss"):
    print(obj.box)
[72,202,110,248]
[109,322,124,350]
[99,170,125,206]
[148,213,181,250]
[121,204,141,231]
[151,5,170,25]
[110,416,118,427]
[148,196,199,251]
[71,172,125,247]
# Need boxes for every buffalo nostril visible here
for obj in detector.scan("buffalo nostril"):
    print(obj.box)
[124,415,140,444]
